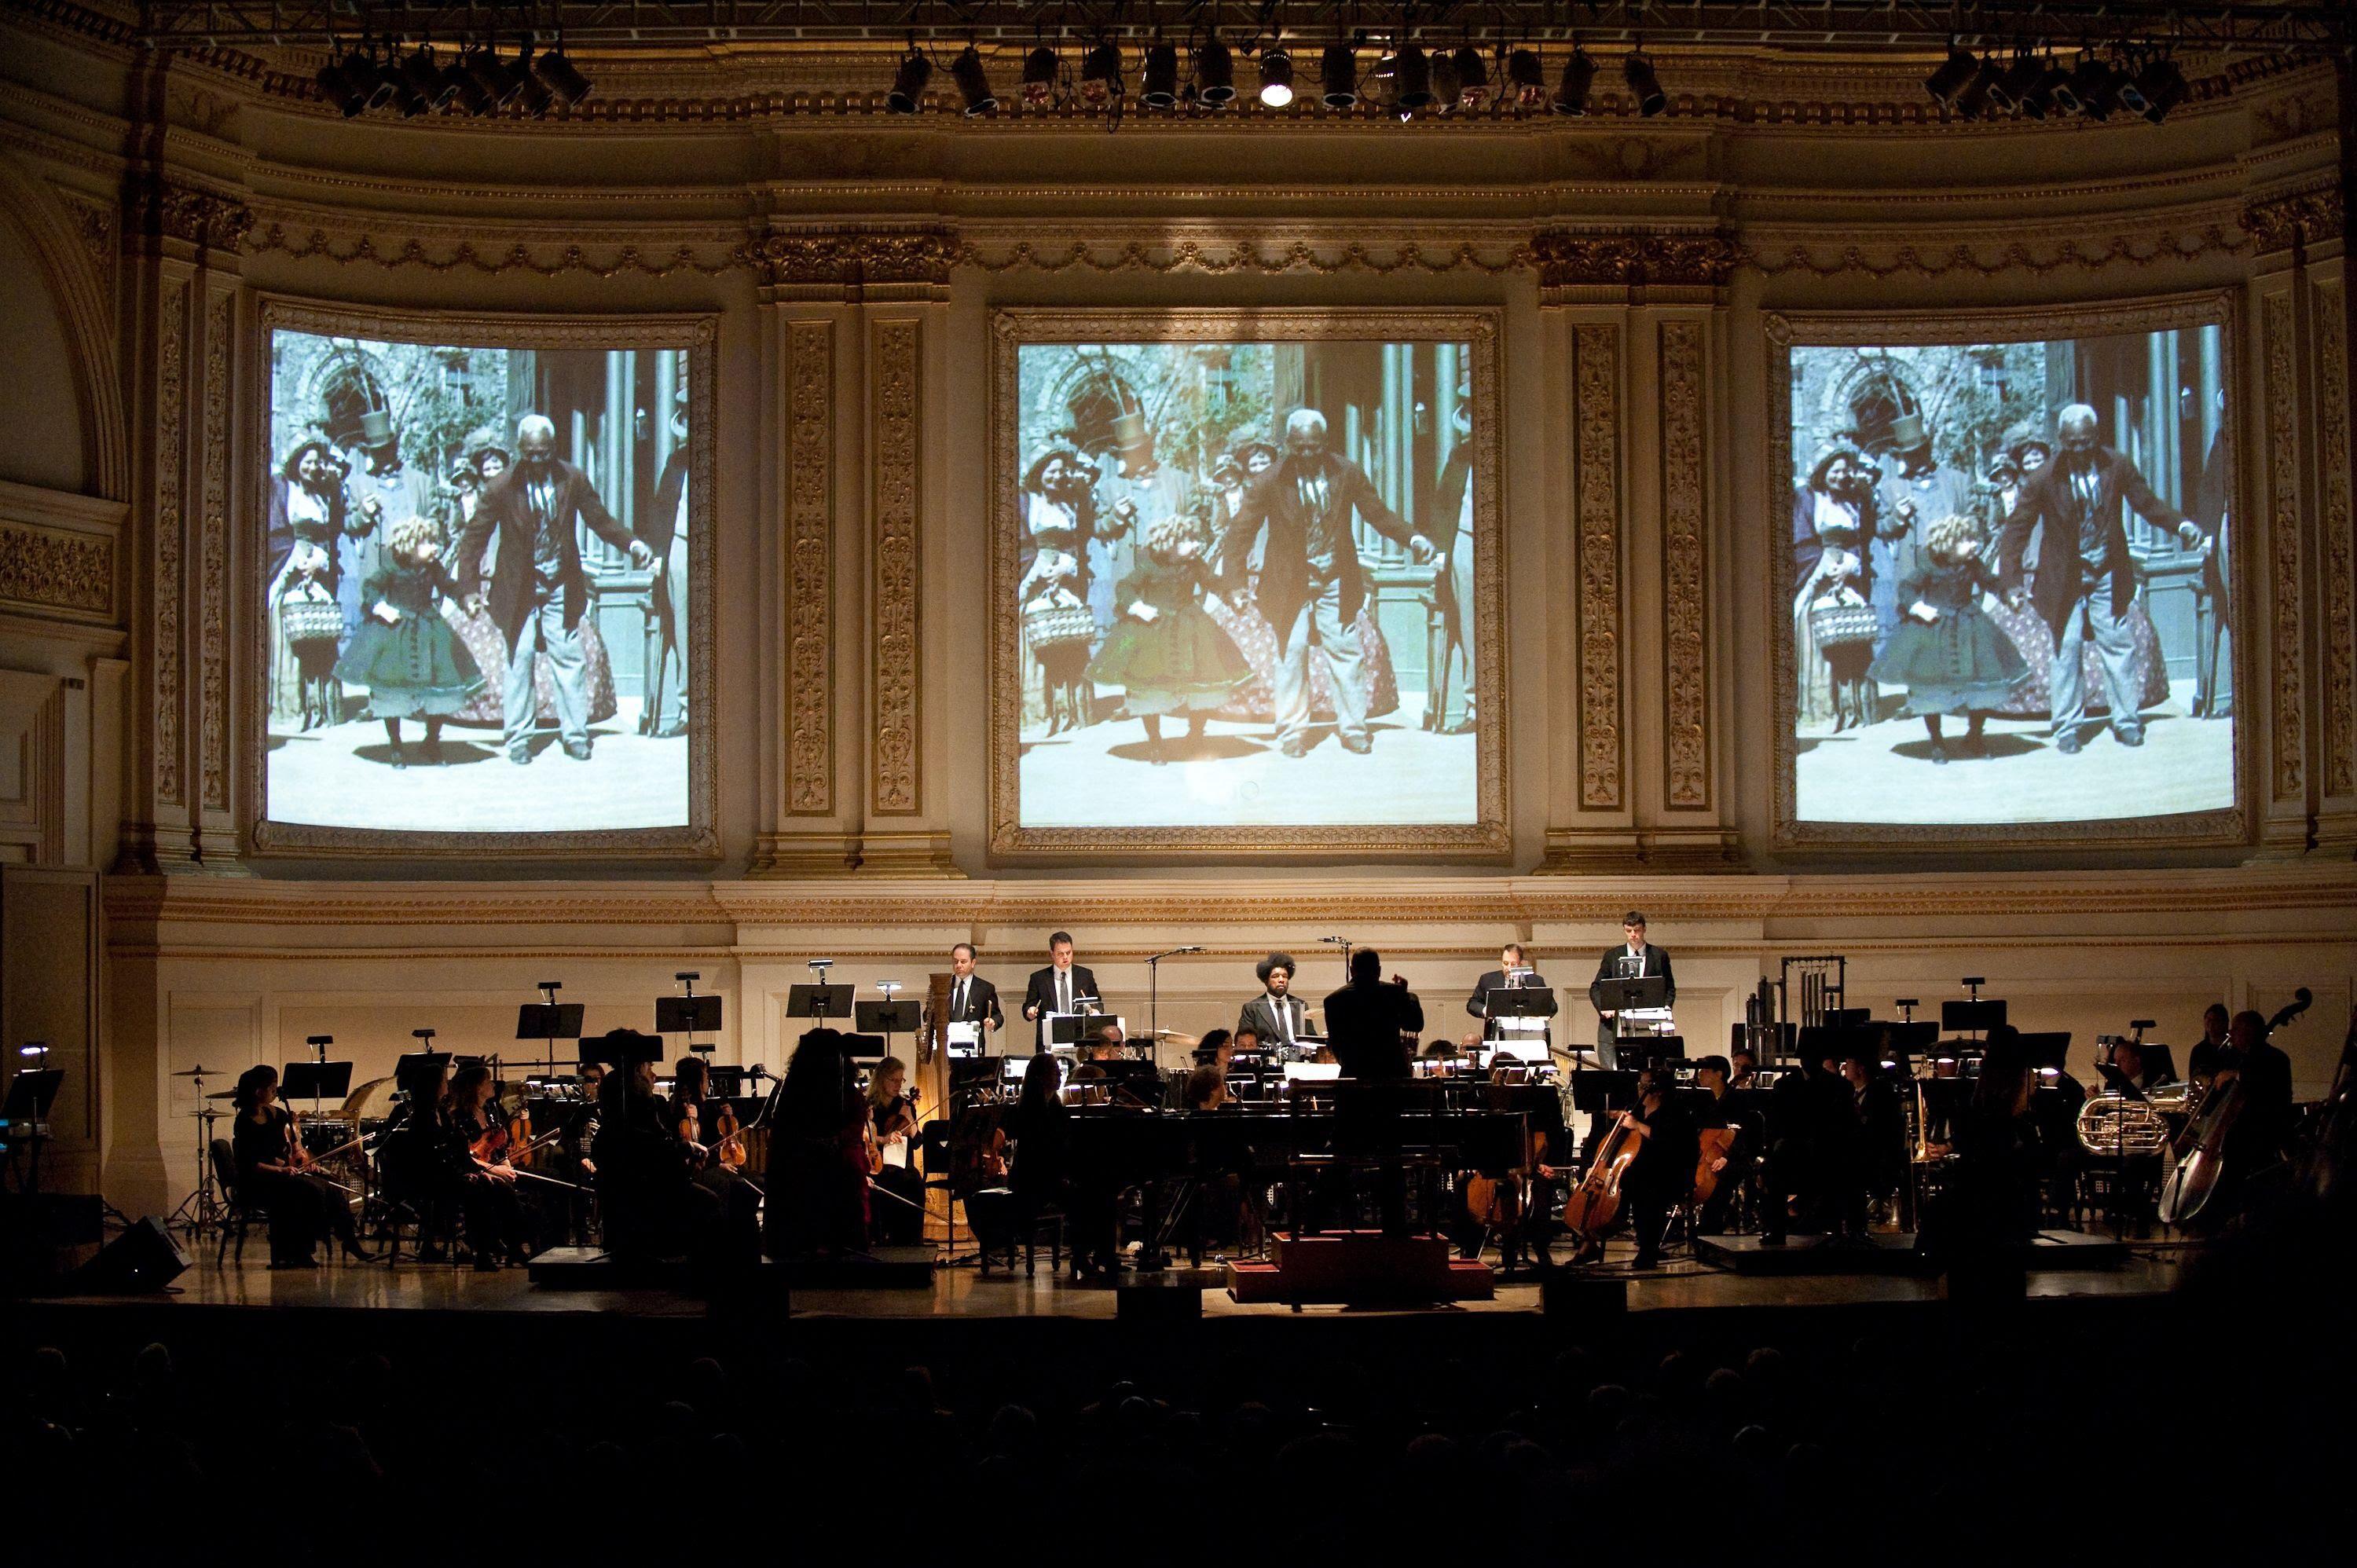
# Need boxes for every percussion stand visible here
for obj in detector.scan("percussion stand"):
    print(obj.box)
[164,1061,226,1239]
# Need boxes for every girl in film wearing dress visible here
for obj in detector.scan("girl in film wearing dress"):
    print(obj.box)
[1084,507,1251,765]
[332,513,486,769]
[1868,512,2030,764]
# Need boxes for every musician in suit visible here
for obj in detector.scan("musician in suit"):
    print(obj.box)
[1237,952,1310,1050]
[1219,408,1436,757]
[1021,931,1100,1052]
[1588,913,1674,1072]
[944,943,1004,1037]
[1322,949,1425,1236]
[456,413,655,764]
[1466,942,1557,1039]
[1996,402,2202,753]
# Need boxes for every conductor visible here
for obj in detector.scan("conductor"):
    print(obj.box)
[1322,949,1423,1236]
[1588,912,1674,1072]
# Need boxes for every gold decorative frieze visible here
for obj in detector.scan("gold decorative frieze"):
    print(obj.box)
[2315,280,2355,800]
[958,236,1529,277]
[2264,291,2306,804]
[1534,229,1737,291]
[0,518,112,617]
[153,284,186,809]
[199,293,230,813]
[742,229,958,291]
[2244,185,2344,258]
[138,179,252,255]
[1743,226,2248,280]
[785,320,834,816]
[246,222,735,280]
[1658,318,1710,811]
[869,318,921,817]
[1572,324,1623,811]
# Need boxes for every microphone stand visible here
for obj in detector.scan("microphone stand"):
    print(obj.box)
[1145,948,1192,1061]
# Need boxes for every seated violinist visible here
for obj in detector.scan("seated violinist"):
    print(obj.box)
[866,1055,926,1246]
[599,1038,756,1272]
[446,1064,534,1267]
[764,1028,870,1259]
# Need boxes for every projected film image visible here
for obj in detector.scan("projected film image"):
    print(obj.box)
[1012,337,1481,830]
[1788,324,2234,826]
[264,329,691,833]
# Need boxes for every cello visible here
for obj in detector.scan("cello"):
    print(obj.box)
[1560,1112,1641,1251]
[2159,988,2310,1225]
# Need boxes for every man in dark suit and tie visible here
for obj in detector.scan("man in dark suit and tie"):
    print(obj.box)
[1322,949,1424,1236]
[458,414,654,764]
[1222,408,1435,757]
[944,942,1003,1039]
[1589,913,1674,1072]
[1466,941,1557,1039]
[1237,953,1310,1049]
[1997,402,2201,753]
[1021,931,1100,1053]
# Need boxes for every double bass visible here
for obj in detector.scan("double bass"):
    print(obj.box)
[2160,988,2310,1225]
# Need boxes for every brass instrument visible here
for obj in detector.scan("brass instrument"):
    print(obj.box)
[2076,1083,2195,1156]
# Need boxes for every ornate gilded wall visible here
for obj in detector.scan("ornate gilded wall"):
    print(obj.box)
[1,10,2352,1208]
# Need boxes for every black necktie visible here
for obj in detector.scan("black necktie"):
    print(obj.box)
[955,980,968,1017]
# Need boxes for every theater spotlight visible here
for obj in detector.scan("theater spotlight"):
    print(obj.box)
[1392,42,1433,111]
[951,44,997,115]
[1196,35,1236,104]
[1080,40,1123,105]
[1925,43,1978,108]
[1990,48,2044,118]
[510,49,553,117]
[1622,48,1666,117]
[1431,49,1461,110]
[464,42,516,108]
[1954,52,2003,119]
[887,46,932,112]
[439,49,487,113]
[1259,45,1295,108]
[1453,45,1490,109]
[1142,40,1179,107]
[1552,45,1595,115]
[533,44,591,109]
[1505,46,1545,109]
[2068,51,2121,120]
[1321,42,1358,107]
[1021,43,1058,108]
[2134,53,2187,123]
[398,43,448,113]
[316,44,370,115]
[2115,50,2152,116]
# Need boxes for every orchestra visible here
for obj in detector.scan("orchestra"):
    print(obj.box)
[192,936,2334,1293]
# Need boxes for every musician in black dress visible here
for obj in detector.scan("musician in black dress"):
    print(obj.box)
[229,1064,367,1266]
[446,1064,533,1268]
[765,1028,870,1259]
[599,1049,750,1273]
[556,1062,604,1244]
[867,1055,926,1247]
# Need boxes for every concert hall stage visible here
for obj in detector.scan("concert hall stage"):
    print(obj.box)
[16,1233,2189,1370]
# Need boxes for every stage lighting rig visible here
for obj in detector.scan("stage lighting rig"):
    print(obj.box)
[1924,42,1978,108]
[1197,35,1237,105]
[887,44,932,112]
[1453,44,1491,109]
[1021,42,1058,108]
[1622,46,1666,117]
[1141,38,1179,107]
[1552,44,1595,115]
[1080,39,1124,105]
[951,43,997,115]
[1392,42,1433,112]
[1505,46,1546,109]
[1320,42,1358,107]
[1258,44,1295,108]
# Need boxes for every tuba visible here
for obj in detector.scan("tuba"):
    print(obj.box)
[2076,1083,2193,1156]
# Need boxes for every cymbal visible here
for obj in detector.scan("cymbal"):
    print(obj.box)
[170,1066,217,1078]
[1153,1029,1202,1049]
[205,1090,240,1100]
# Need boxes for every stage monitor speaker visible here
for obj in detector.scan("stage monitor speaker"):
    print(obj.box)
[1117,1281,1203,1327]
[74,1216,189,1293]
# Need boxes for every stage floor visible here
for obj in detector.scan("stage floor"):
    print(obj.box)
[49,1232,2188,1325]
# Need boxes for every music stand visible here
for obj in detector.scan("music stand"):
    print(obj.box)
[856,1000,922,1066]
[786,984,855,1026]
[2,1068,64,1195]
[2020,1031,2073,1078]
[1942,998,2006,1038]
[1049,1013,1124,1050]
[1594,973,1668,1024]
[655,995,723,1035]
[842,1033,890,1064]
[280,1061,351,1106]
[518,982,585,1077]
[392,1050,452,1101]
[1485,986,1556,1039]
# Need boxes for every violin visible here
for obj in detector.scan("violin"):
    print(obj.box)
[2160,988,2310,1225]
[710,1101,747,1170]
[1560,1110,1641,1247]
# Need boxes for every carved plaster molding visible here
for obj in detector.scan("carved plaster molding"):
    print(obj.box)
[742,229,958,291]
[2264,290,2307,805]
[246,222,737,280]
[0,518,112,618]
[137,178,252,256]
[1534,228,1737,291]
[2244,185,2345,258]
[199,291,231,815]
[1658,318,1710,812]
[153,284,186,810]
[2315,277,2355,801]
[959,234,1530,277]
[785,319,834,816]
[53,184,117,316]
[870,317,921,817]
[1739,225,2249,279]
[1572,324,1623,811]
